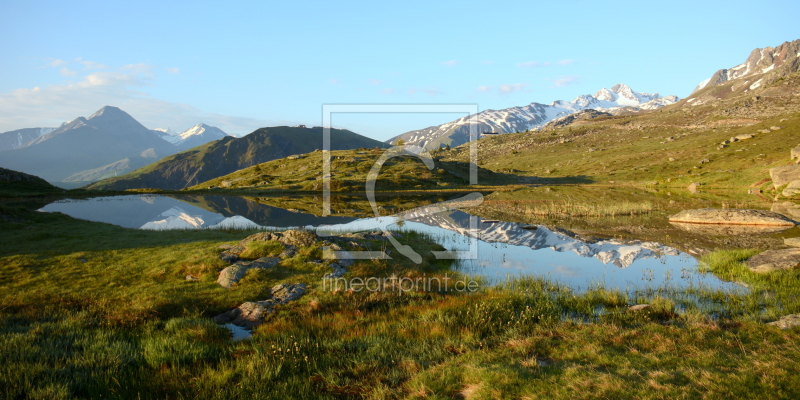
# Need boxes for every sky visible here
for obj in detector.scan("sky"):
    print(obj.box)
[0,0,798,141]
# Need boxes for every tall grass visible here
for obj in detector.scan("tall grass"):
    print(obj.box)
[486,198,657,217]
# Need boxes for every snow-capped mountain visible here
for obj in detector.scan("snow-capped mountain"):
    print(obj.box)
[173,123,229,150]
[405,209,679,269]
[693,39,800,93]
[152,127,181,144]
[0,127,55,152]
[388,83,679,150]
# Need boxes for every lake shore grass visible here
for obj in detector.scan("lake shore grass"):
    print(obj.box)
[2,199,800,398]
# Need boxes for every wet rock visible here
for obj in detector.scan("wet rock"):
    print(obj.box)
[767,314,800,329]
[669,208,796,226]
[769,165,800,188]
[746,249,800,273]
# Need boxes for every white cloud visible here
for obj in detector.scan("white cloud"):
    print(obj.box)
[368,79,382,85]
[440,60,458,67]
[477,83,528,95]
[498,83,527,93]
[557,59,574,66]
[517,61,551,68]
[46,59,67,68]
[549,75,579,87]
[80,60,109,70]
[165,67,180,74]
[0,64,291,135]
[381,88,394,94]
[59,67,77,77]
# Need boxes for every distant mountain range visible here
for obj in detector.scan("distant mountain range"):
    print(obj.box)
[0,127,56,152]
[86,126,391,190]
[388,83,680,150]
[153,124,230,150]
[0,107,230,187]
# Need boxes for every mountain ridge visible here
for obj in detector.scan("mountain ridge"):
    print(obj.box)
[388,83,679,150]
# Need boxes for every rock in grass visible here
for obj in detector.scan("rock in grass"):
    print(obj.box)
[628,304,650,312]
[670,221,792,236]
[213,283,306,328]
[767,314,800,329]
[791,145,800,162]
[217,257,280,288]
[746,249,800,273]
[770,165,800,188]
[785,237,800,248]
[669,208,796,226]
[783,181,800,197]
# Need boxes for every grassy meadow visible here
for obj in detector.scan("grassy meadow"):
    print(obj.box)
[2,192,800,399]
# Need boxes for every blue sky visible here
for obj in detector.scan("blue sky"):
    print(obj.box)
[0,0,798,140]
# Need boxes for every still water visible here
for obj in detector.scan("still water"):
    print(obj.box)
[39,194,742,291]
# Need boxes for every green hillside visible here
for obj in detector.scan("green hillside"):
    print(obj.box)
[86,126,391,191]
[0,167,62,197]
[190,148,512,192]
[443,70,800,192]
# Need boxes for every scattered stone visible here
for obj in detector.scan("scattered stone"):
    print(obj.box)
[220,252,240,263]
[783,180,800,197]
[670,222,792,236]
[769,165,800,188]
[772,202,800,220]
[770,126,783,131]
[747,248,800,273]
[214,283,307,328]
[699,158,711,164]
[736,133,754,140]
[767,314,800,329]
[668,157,676,162]
[758,129,771,134]
[784,237,800,248]
[688,182,700,193]
[792,145,800,162]
[217,257,280,288]
[669,208,797,226]
[748,188,761,194]
[628,304,650,312]
[185,274,200,282]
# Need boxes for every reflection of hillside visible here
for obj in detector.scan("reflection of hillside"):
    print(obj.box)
[407,210,680,268]
[172,195,357,226]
